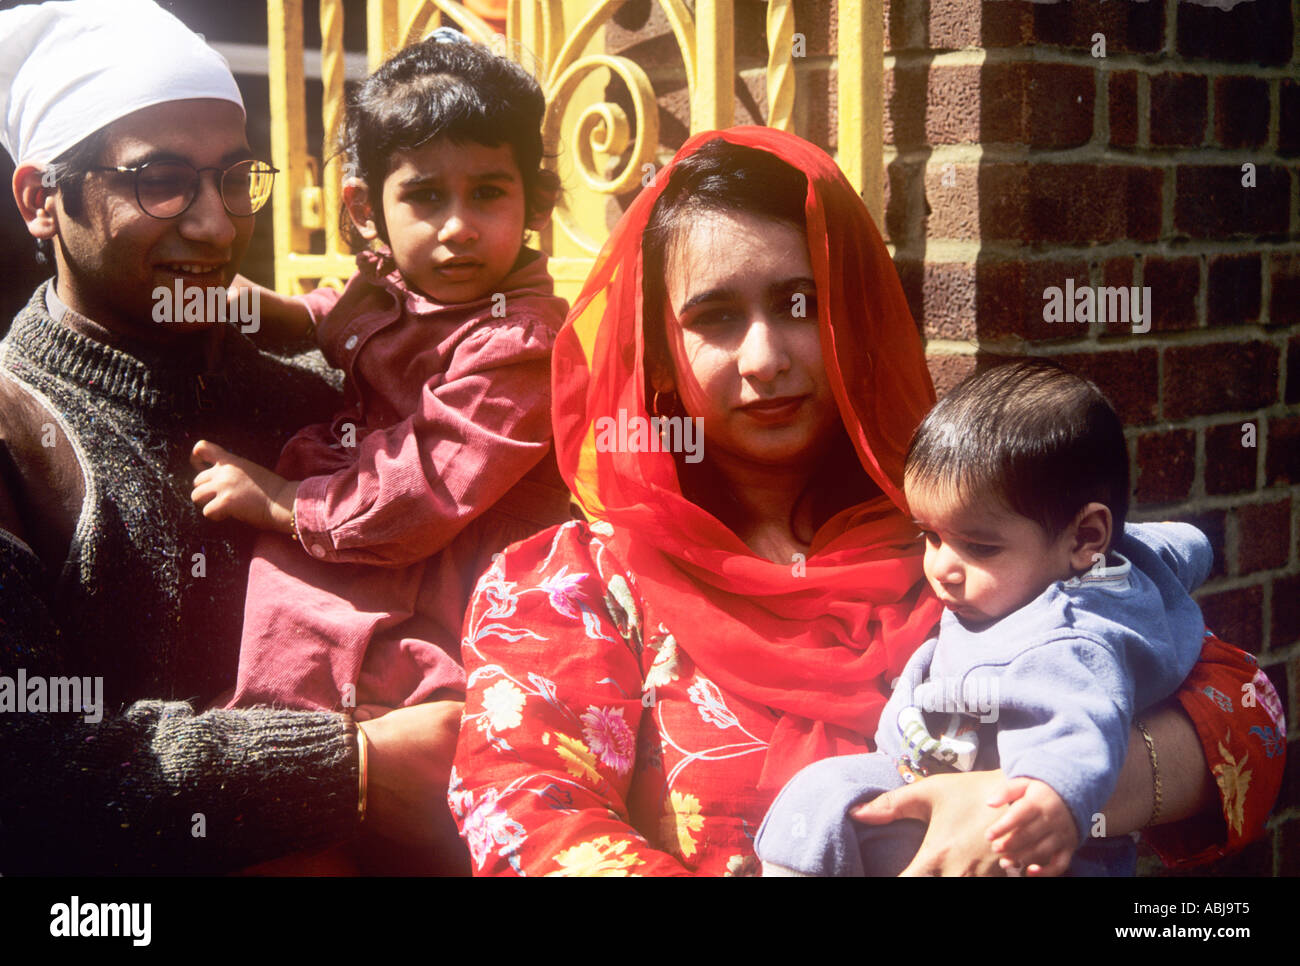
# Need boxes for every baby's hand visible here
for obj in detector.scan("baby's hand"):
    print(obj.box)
[984,777,1077,877]
[190,439,299,534]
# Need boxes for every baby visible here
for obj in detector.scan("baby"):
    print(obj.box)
[755,359,1212,876]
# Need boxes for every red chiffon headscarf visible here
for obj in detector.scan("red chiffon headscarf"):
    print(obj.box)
[551,126,944,789]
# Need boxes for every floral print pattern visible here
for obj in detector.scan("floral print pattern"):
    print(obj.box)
[453,521,1284,875]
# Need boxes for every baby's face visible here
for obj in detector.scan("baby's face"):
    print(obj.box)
[907,482,1078,629]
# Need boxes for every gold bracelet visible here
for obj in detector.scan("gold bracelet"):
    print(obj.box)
[1136,718,1161,828]
[356,725,369,823]
[289,507,300,543]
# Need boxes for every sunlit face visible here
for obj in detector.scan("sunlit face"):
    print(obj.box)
[659,209,840,472]
[376,138,530,303]
[51,98,255,338]
[906,480,1078,628]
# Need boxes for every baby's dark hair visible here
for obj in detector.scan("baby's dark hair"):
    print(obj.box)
[338,34,557,249]
[904,359,1129,541]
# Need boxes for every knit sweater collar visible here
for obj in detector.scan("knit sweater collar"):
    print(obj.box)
[7,281,230,414]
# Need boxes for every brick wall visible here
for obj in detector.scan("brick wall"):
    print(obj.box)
[607,0,1298,876]
[881,0,1298,877]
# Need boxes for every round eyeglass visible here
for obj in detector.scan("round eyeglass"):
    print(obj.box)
[87,159,278,219]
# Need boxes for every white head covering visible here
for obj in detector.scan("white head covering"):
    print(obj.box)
[0,0,245,165]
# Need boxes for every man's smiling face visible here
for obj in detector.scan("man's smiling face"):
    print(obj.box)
[50,98,255,340]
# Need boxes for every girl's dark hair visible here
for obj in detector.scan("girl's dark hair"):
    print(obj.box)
[904,358,1130,542]
[33,128,107,267]
[641,138,878,540]
[338,35,558,250]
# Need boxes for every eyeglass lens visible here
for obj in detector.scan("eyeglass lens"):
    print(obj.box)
[136,160,275,218]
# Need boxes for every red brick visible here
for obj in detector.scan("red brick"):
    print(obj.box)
[1272,574,1300,647]
[1143,255,1201,333]
[883,0,921,51]
[1288,336,1300,406]
[1195,584,1264,653]
[908,0,1039,50]
[893,257,924,331]
[883,160,922,245]
[1236,499,1292,575]
[1281,79,1300,158]
[1214,75,1270,149]
[1206,253,1261,328]
[917,261,977,341]
[1204,421,1259,496]
[884,62,1093,149]
[1174,165,1292,239]
[1108,71,1138,148]
[803,67,837,152]
[923,0,981,50]
[1266,415,1300,486]
[1268,253,1300,327]
[1135,430,1194,505]
[978,163,1162,245]
[1055,348,1159,425]
[923,161,977,240]
[1032,0,1164,54]
[1150,73,1207,148]
[1176,0,1293,66]
[976,259,1091,343]
[793,0,835,56]
[1095,258,1138,343]
[884,64,983,147]
[1022,63,1095,149]
[1163,341,1279,420]
[926,353,977,398]
[1182,508,1229,581]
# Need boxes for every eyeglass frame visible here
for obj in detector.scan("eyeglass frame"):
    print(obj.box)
[84,158,279,220]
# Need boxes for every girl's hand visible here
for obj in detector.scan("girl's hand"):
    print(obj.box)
[190,439,299,533]
[984,777,1078,877]
[850,769,1009,876]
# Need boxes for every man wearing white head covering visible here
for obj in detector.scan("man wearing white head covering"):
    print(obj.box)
[0,0,463,874]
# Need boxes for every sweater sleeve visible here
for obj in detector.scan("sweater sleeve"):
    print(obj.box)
[0,532,361,874]
[292,318,557,567]
[450,523,692,876]
[991,636,1134,843]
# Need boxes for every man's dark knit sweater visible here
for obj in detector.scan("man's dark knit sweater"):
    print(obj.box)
[0,282,361,873]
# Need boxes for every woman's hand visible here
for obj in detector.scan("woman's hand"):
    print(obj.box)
[357,700,464,856]
[851,769,1011,876]
[190,439,298,533]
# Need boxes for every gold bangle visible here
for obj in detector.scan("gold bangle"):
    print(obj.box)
[356,725,369,823]
[289,507,300,543]
[1136,718,1161,828]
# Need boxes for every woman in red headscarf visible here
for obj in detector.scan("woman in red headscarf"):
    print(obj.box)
[448,128,1283,875]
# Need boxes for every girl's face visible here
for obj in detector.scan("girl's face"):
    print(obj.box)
[362,137,539,303]
[658,209,840,471]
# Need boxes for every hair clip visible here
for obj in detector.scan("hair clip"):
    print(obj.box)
[431,26,470,45]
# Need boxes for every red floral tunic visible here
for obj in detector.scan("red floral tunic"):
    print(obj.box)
[450,520,1285,876]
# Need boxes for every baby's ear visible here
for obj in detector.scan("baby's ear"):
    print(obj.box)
[342,178,379,241]
[525,169,560,232]
[1068,502,1114,571]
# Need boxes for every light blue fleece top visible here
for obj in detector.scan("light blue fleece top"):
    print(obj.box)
[879,522,1213,843]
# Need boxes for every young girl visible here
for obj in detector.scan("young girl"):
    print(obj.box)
[189,29,571,716]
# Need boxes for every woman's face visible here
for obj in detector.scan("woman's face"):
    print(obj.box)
[658,209,840,472]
